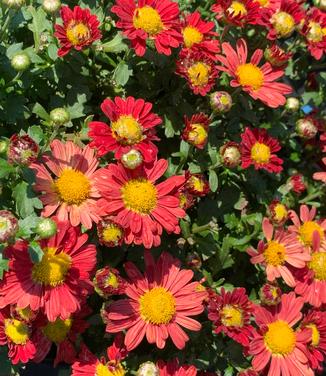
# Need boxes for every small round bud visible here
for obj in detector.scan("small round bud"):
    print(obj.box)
[35,218,57,239]
[11,52,30,71]
[177,237,187,248]
[49,108,70,126]
[8,134,39,165]
[268,200,288,226]
[42,0,61,13]
[182,113,209,149]
[0,210,18,243]
[178,191,194,210]
[210,91,232,113]
[121,149,143,170]
[219,141,241,168]
[93,266,126,298]
[0,140,9,155]
[137,362,159,376]
[288,174,306,195]
[185,172,210,197]
[97,220,124,247]
[296,118,318,139]
[315,0,326,11]
[186,252,202,269]
[259,283,282,306]
[2,0,25,8]
[285,97,300,112]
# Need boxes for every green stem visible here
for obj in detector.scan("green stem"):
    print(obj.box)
[0,10,11,42]
[299,191,324,204]
[192,223,212,234]
[4,71,22,88]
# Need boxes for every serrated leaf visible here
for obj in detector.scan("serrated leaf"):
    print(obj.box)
[12,181,43,218]
[28,240,43,263]
[27,125,44,144]
[113,61,132,86]
[0,159,15,179]
[17,215,40,237]
[32,103,50,121]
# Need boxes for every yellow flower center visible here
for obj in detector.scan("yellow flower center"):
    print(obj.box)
[102,224,123,245]
[307,21,326,43]
[111,115,143,146]
[121,178,157,215]
[236,63,264,91]
[188,124,208,146]
[257,0,269,7]
[306,323,320,347]
[227,1,247,16]
[55,168,91,206]
[106,272,119,289]
[221,305,243,327]
[187,62,211,87]
[264,320,296,355]
[250,142,271,164]
[42,318,72,343]
[271,12,295,38]
[66,22,91,46]
[299,221,324,247]
[273,203,288,222]
[96,363,125,376]
[16,307,34,321]
[133,6,164,36]
[308,252,326,281]
[139,286,176,325]
[263,240,286,266]
[188,176,205,192]
[32,247,72,287]
[4,319,29,345]
[182,26,203,48]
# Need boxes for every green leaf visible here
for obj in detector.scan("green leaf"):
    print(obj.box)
[6,43,23,59]
[47,44,58,61]
[27,6,51,51]
[12,181,43,218]
[102,33,128,53]
[32,102,50,121]
[0,159,15,179]
[28,240,43,263]
[209,170,218,192]
[0,253,9,279]
[27,125,44,144]
[113,61,133,86]
[17,214,40,237]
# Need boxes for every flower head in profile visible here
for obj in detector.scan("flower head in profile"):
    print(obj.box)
[207,287,254,347]
[157,358,197,376]
[247,218,310,287]
[182,113,210,149]
[185,172,210,197]
[267,200,288,226]
[95,159,185,249]
[93,266,126,298]
[54,6,101,57]
[111,0,182,56]
[288,174,307,195]
[240,127,283,173]
[8,134,39,165]
[105,252,206,351]
[249,293,313,376]
[264,44,293,68]
[301,8,326,60]
[88,96,161,163]
[0,220,96,322]
[217,39,292,108]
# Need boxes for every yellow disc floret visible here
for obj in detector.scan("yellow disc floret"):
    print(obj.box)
[188,123,208,146]
[32,247,72,287]
[139,286,176,325]
[106,272,119,289]
[111,115,143,146]
[66,22,91,46]
[96,362,125,376]
[55,168,91,206]
[182,26,203,48]
[273,203,288,222]
[306,323,320,347]
[250,142,271,164]
[257,0,269,7]
[264,320,296,355]
[187,62,211,87]
[102,224,123,245]
[221,305,243,327]
[4,319,29,345]
[299,221,324,246]
[307,21,325,43]
[236,63,264,91]
[227,1,247,16]
[42,318,72,343]
[271,12,295,38]
[263,241,286,266]
[308,252,326,281]
[133,6,164,36]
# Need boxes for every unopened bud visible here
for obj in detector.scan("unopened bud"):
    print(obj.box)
[121,149,143,169]
[35,218,57,239]
[50,108,70,126]
[11,52,30,71]
[210,91,232,113]
[42,0,61,13]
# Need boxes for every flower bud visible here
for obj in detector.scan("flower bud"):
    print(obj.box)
[0,210,18,243]
[264,45,292,68]
[267,200,288,226]
[35,218,57,239]
[93,266,126,298]
[137,362,159,376]
[178,191,194,210]
[315,0,326,11]
[42,0,61,13]
[296,118,318,139]
[97,220,124,247]
[186,252,202,269]
[219,141,241,168]
[185,172,210,197]
[182,113,209,149]
[288,174,306,195]
[7,134,39,165]
[2,0,25,8]
[49,108,70,126]
[11,52,30,71]
[259,283,282,306]
[271,11,296,38]
[210,91,232,113]
[121,149,143,169]
[285,97,300,112]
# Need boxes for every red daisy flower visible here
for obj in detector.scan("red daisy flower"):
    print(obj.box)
[54,6,102,57]
[105,252,206,351]
[211,0,262,26]
[182,113,210,149]
[301,309,326,372]
[0,220,97,322]
[249,292,313,376]
[157,358,197,376]
[93,266,127,298]
[95,159,185,249]
[7,134,39,166]
[185,172,210,197]
[180,11,220,61]
[264,44,293,68]
[111,0,182,56]
[88,96,161,163]
[288,174,307,194]
[263,0,305,40]
[176,50,218,96]
[240,127,283,173]
[216,38,292,108]
[301,8,326,60]
[207,287,254,347]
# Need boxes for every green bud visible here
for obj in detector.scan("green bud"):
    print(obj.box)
[2,0,25,9]
[42,0,61,13]
[50,108,70,126]
[11,52,31,71]
[35,218,57,239]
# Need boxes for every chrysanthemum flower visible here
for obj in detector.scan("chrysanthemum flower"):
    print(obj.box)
[97,220,124,247]
[249,292,313,376]
[111,0,182,56]
[216,39,292,108]
[300,309,326,371]
[219,141,242,168]
[0,220,97,322]
[0,210,18,243]
[181,11,220,61]
[30,140,102,229]
[207,287,254,347]
[54,6,102,57]
[185,172,210,197]
[0,306,38,364]
[182,113,210,149]
[264,44,293,68]
[288,174,307,194]
[240,128,283,173]
[211,0,262,26]
[263,0,305,40]
[95,159,185,249]
[301,8,326,60]
[288,204,326,248]
[267,200,288,226]
[93,266,126,298]
[106,252,206,350]
[8,134,39,166]
[88,96,161,163]
[247,218,310,287]
[176,50,218,96]
[157,358,197,376]
[259,283,282,306]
